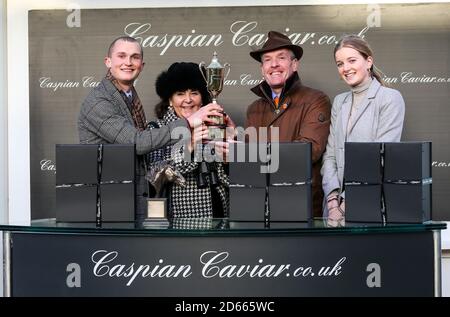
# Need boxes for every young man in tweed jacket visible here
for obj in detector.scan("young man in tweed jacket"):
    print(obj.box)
[78,36,223,219]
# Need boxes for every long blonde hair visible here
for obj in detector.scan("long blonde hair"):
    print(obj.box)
[334,34,386,86]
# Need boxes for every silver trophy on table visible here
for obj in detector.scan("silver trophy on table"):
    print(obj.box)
[199,52,231,140]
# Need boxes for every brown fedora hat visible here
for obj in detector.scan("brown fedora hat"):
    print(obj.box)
[250,31,303,62]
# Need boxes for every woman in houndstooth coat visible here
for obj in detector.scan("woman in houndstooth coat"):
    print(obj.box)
[148,62,231,218]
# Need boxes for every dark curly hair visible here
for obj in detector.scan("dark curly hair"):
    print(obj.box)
[154,62,211,119]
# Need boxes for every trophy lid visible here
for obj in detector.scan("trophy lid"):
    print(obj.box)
[206,52,224,69]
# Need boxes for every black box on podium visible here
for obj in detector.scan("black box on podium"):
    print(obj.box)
[100,183,135,222]
[344,141,432,223]
[344,142,382,184]
[229,187,267,221]
[101,144,135,182]
[344,142,383,222]
[56,144,135,222]
[100,144,135,222]
[229,143,267,187]
[268,142,312,221]
[383,142,432,223]
[56,144,98,185]
[229,142,312,221]
[229,143,268,221]
[268,186,311,221]
[56,144,99,222]
[345,185,383,222]
[56,186,98,222]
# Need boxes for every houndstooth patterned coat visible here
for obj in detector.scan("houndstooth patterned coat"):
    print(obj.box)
[148,107,230,218]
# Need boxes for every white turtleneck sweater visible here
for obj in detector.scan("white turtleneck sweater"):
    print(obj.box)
[346,77,372,136]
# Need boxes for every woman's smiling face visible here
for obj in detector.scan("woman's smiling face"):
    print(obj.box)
[335,46,373,87]
[170,89,202,118]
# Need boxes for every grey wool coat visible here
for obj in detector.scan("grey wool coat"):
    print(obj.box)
[321,78,405,207]
[78,78,190,219]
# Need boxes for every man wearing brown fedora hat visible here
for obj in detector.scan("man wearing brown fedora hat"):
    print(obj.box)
[246,31,331,217]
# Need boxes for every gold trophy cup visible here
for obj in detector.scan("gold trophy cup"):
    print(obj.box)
[199,52,231,140]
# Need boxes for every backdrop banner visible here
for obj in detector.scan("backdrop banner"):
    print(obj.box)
[29,4,450,220]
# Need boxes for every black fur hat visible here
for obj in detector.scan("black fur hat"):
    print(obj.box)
[155,62,210,104]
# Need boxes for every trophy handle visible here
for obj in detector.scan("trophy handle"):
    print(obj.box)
[198,62,208,83]
[224,63,231,81]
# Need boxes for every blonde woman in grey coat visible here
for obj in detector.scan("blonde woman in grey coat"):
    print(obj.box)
[321,35,405,220]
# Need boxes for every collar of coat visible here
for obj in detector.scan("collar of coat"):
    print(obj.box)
[250,71,302,102]
[341,77,382,103]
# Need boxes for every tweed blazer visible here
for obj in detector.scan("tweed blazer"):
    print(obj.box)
[78,78,190,219]
[321,78,405,202]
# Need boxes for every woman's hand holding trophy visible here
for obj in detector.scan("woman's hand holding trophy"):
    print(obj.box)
[198,52,239,163]
[199,52,232,141]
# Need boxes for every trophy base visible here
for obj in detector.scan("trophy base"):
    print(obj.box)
[142,217,170,228]
[144,198,169,228]
[146,198,168,218]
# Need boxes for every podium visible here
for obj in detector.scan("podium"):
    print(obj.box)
[0,218,445,297]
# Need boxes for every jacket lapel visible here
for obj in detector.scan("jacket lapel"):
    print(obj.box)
[346,79,382,135]
[347,97,370,135]
[103,78,134,124]
[268,95,291,126]
[340,92,352,137]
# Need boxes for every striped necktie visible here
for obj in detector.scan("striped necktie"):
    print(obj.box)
[273,95,280,107]
[273,95,280,114]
